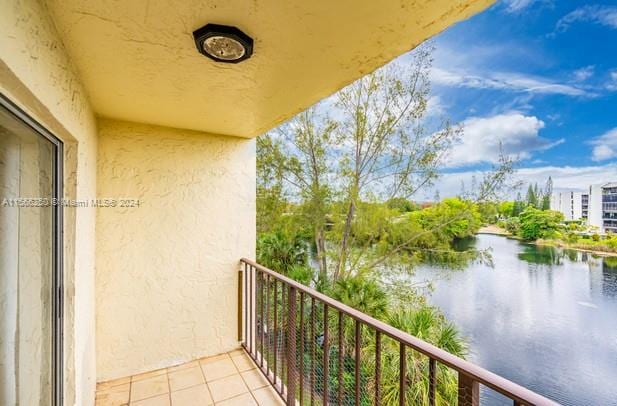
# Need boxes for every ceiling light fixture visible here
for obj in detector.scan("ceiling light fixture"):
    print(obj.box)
[193,24,253,63]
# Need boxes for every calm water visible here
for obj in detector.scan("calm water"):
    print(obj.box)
[413,234,617,406]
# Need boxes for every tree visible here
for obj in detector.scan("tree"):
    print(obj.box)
[256,232,308,274]
[257,107,335,279]
[258,44,516,283]
[518,207,564,241]
[542,176,553,210]
[512,192,525,216]
[331,45,459,280]
[526,184,538,208]
[498,201,515,218]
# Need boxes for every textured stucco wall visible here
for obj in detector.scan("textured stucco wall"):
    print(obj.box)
[96,119,256,380]
[0,1,98,405]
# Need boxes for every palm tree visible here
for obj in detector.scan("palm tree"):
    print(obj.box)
[363,307,467,405]
[257,231,308,274]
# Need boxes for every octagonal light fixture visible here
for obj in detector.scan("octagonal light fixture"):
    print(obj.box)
[193,24,253,63]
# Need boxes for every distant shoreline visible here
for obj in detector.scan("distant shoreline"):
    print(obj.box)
[477,225,510,236]
[476,226,617,257]
[535,239,617,258]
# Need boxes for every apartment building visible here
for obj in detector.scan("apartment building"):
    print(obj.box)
[550,190,589,221]
[589,183,617,233]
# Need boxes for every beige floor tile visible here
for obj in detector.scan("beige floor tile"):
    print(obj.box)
[97,376,131,391]
[130,374,169,402]
[170,384,213,406]
[95,383,130,406]
[216,393,257,405]
[130,393,170,406]
[227,348,245,357]
[251,386,285,406]
[169,366,204,391]
[207,374,248,403]
[240,369,269,390]
[230,353,255,372]
[168,360,199,373]
[201,358,238,382]
[132,368,167,382]
[199,353,229,365]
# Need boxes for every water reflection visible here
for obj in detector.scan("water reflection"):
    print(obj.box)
[413,234,617,406]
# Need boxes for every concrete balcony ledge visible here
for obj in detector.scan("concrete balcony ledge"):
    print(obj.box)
[95,349,283,406]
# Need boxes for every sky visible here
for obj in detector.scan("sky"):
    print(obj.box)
[398,0,617,199]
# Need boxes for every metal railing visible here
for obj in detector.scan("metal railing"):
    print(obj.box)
[239,258,558,406]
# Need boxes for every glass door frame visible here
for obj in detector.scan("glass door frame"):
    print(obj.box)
[0,92,64,406]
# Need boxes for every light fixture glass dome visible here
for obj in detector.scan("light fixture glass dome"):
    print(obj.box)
[202,36,246,61]
[193,24,253,64]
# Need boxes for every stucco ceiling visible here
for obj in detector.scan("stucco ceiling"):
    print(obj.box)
[46,0,493,138]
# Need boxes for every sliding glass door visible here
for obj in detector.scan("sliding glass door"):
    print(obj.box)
[0,94,62,406]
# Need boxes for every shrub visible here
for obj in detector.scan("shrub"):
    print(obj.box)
[592,233,601,242]
[566,232,579,244]
[518,207,564,241]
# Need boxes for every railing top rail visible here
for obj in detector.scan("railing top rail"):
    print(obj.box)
[241,258,559,406]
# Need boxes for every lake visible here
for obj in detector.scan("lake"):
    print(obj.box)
[413,234,617,406]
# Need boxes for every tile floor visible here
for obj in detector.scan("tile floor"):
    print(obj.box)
[95,349,284,406]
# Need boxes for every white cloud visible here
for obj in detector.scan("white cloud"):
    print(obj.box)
[432,163,617,199]
[446,113,563,167]
[502,0,552,13]
[503,0,536,13]
[555,5,617,33]
[572,65,595,82]
[431,67,588,96]
[590,127,617,162]
[425,95,446,118]
[607,70,617,91]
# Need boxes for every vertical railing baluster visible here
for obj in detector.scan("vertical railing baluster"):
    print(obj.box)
[237,263,243,342]
[249,265,253,354]
[338,312,344,405]
[274,280,278,387]
[299,292,305,406]
[375,331,381,406]
[259,271,264,368]
[266,275,271,380]
[458,372,479,406]
[282,284,287,395]
[243,262,248,347]
[287,286,297,405]
[323,305,329,405]
[429,358,436,406]
[310,297,315,406]
[399,343,406,406]
[354,320,361,406]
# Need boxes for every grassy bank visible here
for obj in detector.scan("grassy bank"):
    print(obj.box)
[536,238,617,257]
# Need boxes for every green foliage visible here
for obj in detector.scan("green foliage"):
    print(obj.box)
[287,264,314,285]
[256,232,308,274]
[565,232,579,244]
[498,201,515,218]
[329,275,388,319]
[386,197,418,213]
[526,184,538,208]
[592,233,601,242]
[478,201,499,224]
[518,207,564,241]
[504,217,521,235]
[415,198,482,240]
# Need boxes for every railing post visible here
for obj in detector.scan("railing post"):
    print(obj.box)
[286,286,297,405]
[458,372,479,406]
[238,263,243,342]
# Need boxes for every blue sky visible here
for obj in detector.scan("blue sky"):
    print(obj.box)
[402,0,617,198]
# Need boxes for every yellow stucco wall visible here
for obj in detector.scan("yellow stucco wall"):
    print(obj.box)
[95,119,256,380]
[0,1,99,405]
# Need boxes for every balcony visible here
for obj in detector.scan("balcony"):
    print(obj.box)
[238,260,557,406]
[95,350,281,406]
